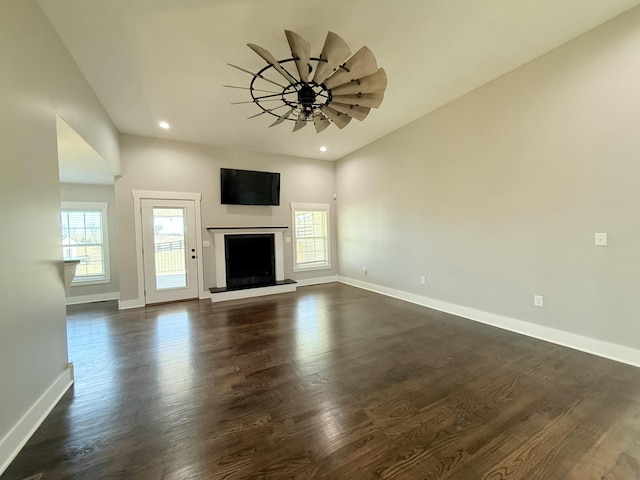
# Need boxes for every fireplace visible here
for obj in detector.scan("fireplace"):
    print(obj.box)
[209,227,296,302]
[225,234,275,289]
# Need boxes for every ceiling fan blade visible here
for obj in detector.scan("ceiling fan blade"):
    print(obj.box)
[313,114,331,133]
[270,108,294,127]
[329,68,387,96]
[323,47,379,90]
[293,117,308,132]
[312,31,351,84]
[285,30,311,82]
[248,111,268,119]
[227,63,285,88]
[247,43,297,84]
[322,107,352,129]
[332,92,384,109]
[223,84,281,94]
[328,102,370,121]
[247,104,286,119]
[231,98,282,105]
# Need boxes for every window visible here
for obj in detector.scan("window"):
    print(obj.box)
[291,203,330,271]
[60,201,110,284]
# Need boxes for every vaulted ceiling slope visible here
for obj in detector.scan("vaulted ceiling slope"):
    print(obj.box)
[39,0,640,161]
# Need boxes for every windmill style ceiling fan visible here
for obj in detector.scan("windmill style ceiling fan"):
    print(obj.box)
[226,30,388,133]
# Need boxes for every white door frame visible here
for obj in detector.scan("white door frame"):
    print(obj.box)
[141,198,198,304]
[131,190,207,306]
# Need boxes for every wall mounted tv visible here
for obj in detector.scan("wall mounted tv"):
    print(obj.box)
[220,168,281,206]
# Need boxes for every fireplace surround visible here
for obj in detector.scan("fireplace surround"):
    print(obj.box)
[208,227,296,302]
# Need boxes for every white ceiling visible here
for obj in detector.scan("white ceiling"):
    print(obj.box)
[40,0,640,162]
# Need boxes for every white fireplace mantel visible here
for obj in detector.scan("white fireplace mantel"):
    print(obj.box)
[206,226,288,232]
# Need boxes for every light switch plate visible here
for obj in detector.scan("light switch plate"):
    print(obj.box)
[595,233,607,246]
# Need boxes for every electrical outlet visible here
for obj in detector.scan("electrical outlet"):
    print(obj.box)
[420,276,426,285]
[362,266,367,274]
[534,295,544,307]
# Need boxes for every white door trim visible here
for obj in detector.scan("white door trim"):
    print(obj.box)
[141,199,199,304]
[131,190,207,307]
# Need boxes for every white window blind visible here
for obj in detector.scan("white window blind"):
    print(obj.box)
[291,203,330,271]
[61,201,110,284]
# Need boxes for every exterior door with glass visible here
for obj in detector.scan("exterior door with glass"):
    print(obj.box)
[141,199,199,304]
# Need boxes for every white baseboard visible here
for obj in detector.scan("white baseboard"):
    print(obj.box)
[0,365,74,476]
[338,276,640,369]
[295,275,339,287]
[118,298,145,310]
[66,292,119,306]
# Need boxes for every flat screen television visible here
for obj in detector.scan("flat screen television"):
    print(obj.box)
[220,168,281,206]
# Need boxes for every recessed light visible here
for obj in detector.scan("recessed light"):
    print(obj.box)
[319,146,327,152]
[158,121,170,129]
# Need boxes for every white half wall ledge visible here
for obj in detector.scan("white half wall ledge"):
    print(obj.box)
[338,276,640,369]
[0,365,74,476]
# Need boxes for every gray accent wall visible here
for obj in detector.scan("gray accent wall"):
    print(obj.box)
[116,135,337,304]
[336,7,640,350]
[0,0,119,446]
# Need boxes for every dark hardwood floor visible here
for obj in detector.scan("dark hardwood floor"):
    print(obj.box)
[3,283,640,479]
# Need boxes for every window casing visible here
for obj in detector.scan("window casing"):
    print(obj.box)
[291,203,330,272]
[60,201,110,285]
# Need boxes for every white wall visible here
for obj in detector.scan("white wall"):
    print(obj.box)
[115,134,337,304]
[336,8,640,352]
[0,1,120,472]
[59,183,120,303]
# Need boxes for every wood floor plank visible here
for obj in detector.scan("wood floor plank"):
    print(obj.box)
[3,283,640,479]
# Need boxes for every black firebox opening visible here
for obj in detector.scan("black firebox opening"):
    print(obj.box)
[225,234,276,290]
